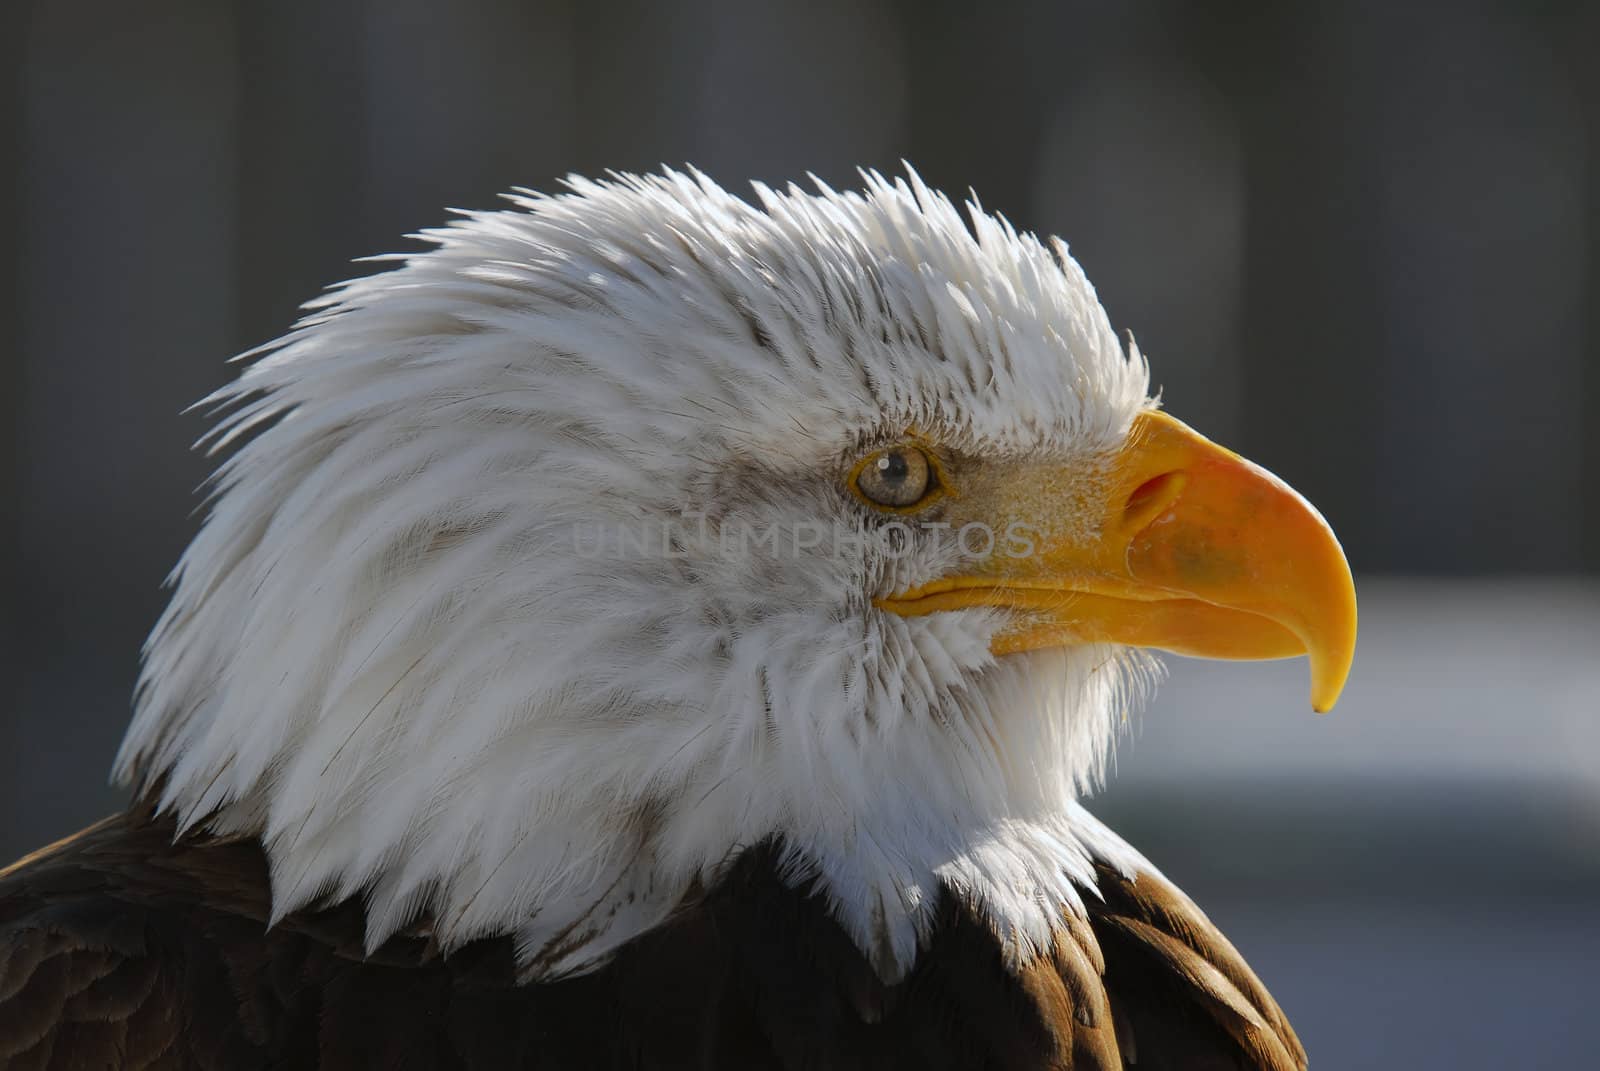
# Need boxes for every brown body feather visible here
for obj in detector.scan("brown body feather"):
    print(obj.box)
[0,812,1304,1070]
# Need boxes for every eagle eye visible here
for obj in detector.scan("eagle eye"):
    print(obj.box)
[851,445,939,510]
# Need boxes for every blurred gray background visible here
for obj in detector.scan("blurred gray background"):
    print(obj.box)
[5,1,1600,1066]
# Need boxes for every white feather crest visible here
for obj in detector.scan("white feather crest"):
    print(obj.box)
[117,167,1155,980]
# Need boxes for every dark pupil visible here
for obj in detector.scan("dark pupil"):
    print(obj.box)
[879,451,909,483]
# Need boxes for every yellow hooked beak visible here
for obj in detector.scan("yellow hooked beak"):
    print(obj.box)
[875,411,1358,712]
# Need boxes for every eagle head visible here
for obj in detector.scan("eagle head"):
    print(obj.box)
[115,169,1355,981]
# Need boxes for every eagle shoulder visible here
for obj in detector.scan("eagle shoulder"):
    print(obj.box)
[0,814,296,1069]
[0,813,734,1070]
[0,815,1305,1070]
[0,816,183,1068]
[1083,860,1309,1071]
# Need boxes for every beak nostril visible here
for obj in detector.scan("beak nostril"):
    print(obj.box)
[1122,471,1187,534]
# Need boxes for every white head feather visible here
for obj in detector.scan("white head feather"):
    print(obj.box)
[117,168,1161,981]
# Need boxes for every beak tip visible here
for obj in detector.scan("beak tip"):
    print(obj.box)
[1308,656,1353,714]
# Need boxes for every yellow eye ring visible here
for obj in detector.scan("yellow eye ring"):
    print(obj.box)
[848,443,946,512]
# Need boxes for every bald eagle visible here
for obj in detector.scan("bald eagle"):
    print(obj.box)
[0,169,1355,1069]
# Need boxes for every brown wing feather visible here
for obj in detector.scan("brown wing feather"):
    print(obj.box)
[0,823,187,1069]
[1084,860,1308,1071]
[1,812,1303,1070]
